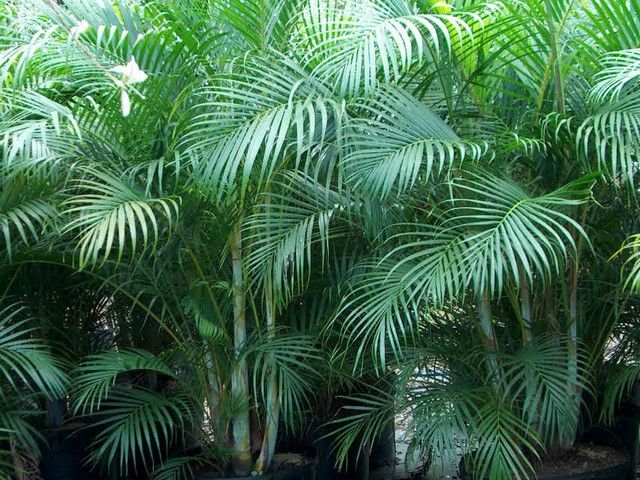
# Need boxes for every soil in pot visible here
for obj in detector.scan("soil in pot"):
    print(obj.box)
[535,443,627,478]
[460,443,628,480]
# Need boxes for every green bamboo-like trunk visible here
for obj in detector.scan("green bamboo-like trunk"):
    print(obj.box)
[519,269,533,344]
[478,290,500,386]
[254,282,279,474]
[204,343,223,443]
[563,257,580,450]
[230,224,253,475]
[544,0,566,115]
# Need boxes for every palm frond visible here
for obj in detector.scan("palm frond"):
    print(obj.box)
[617,233,640,293]
[601,363,640,424]
[590,49,640,103]
[336,258,425,369]
[297,0,479,95]
[87,387,193,474]
[184,54,343,200]
[471,397,540,480]
[327,387,396,470]
[63,168,180,268]
[386,171,594,298]
[501,336,590,446]
[343,87,482,196]
[245,172,353,302]
[217,0,306,50]
[577,98,640,185]
[246,330,324,429]
[0,304,68,399]
[72,348,177,414]
[150,455,210,480]
[0,402,45,459]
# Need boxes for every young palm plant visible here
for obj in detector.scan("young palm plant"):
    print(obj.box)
[2,0,339,477]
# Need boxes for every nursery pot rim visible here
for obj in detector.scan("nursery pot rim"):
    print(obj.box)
[535,458,629,480]
[459,444,629,480]
[196,464,314,480]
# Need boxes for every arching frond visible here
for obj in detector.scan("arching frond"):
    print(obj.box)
[590,49,640,103]
[327,387,397,469]
[216,0,306,50]
[0,175,58,259]
[471,397,540,480]
[577,97,640,184]
[342,87,482,196]
[601,362,640,424]
[297,0,478,95]
[246,330,323,429]
[385,172,593,299]
[581,0,640,53]
[87,387,193,474]
[245,172,354,302]
[72,348,176,414]
[150,455,210,480]
[63,169,180,268]
[0,406,44,458]
[336,172,594,369]
[617,234,640,293]
[184,55,344,200]
[500,336,590,446]
[336,257,427,369]
[0,304,68,399]
[0,402,45,478]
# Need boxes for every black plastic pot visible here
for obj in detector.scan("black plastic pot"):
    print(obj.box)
[459,459,627,480]
[40,425,94,480]
[608,402,640,480]
[196,465,314,480]
[537,463,628,480]
[458,434,629,480]
[308,419,369,480]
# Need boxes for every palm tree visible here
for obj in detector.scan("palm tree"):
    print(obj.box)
[3,0,335,476]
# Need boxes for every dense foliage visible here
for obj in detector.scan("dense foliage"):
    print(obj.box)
[2,0,640,479]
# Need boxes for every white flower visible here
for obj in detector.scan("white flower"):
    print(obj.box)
[111,57,147,117]
[111,56,148,84]
[120,89,131,117]
[70,20,90,38]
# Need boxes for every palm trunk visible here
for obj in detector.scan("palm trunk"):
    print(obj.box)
[518,270,545,437]
[254,282,280,474]
[204,343,223,443]
[230,224,252,475]
[478,290,500,386]
[562,255,580,450]
[519,270,533,344]
[544,0,566,115]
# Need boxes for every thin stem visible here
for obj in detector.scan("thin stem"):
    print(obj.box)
[544,0,566,114]
[230,222,252,475]
[1,265,22,299]
[253,280,280,474]
[519,268,533,344]
[477,289,500,389]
